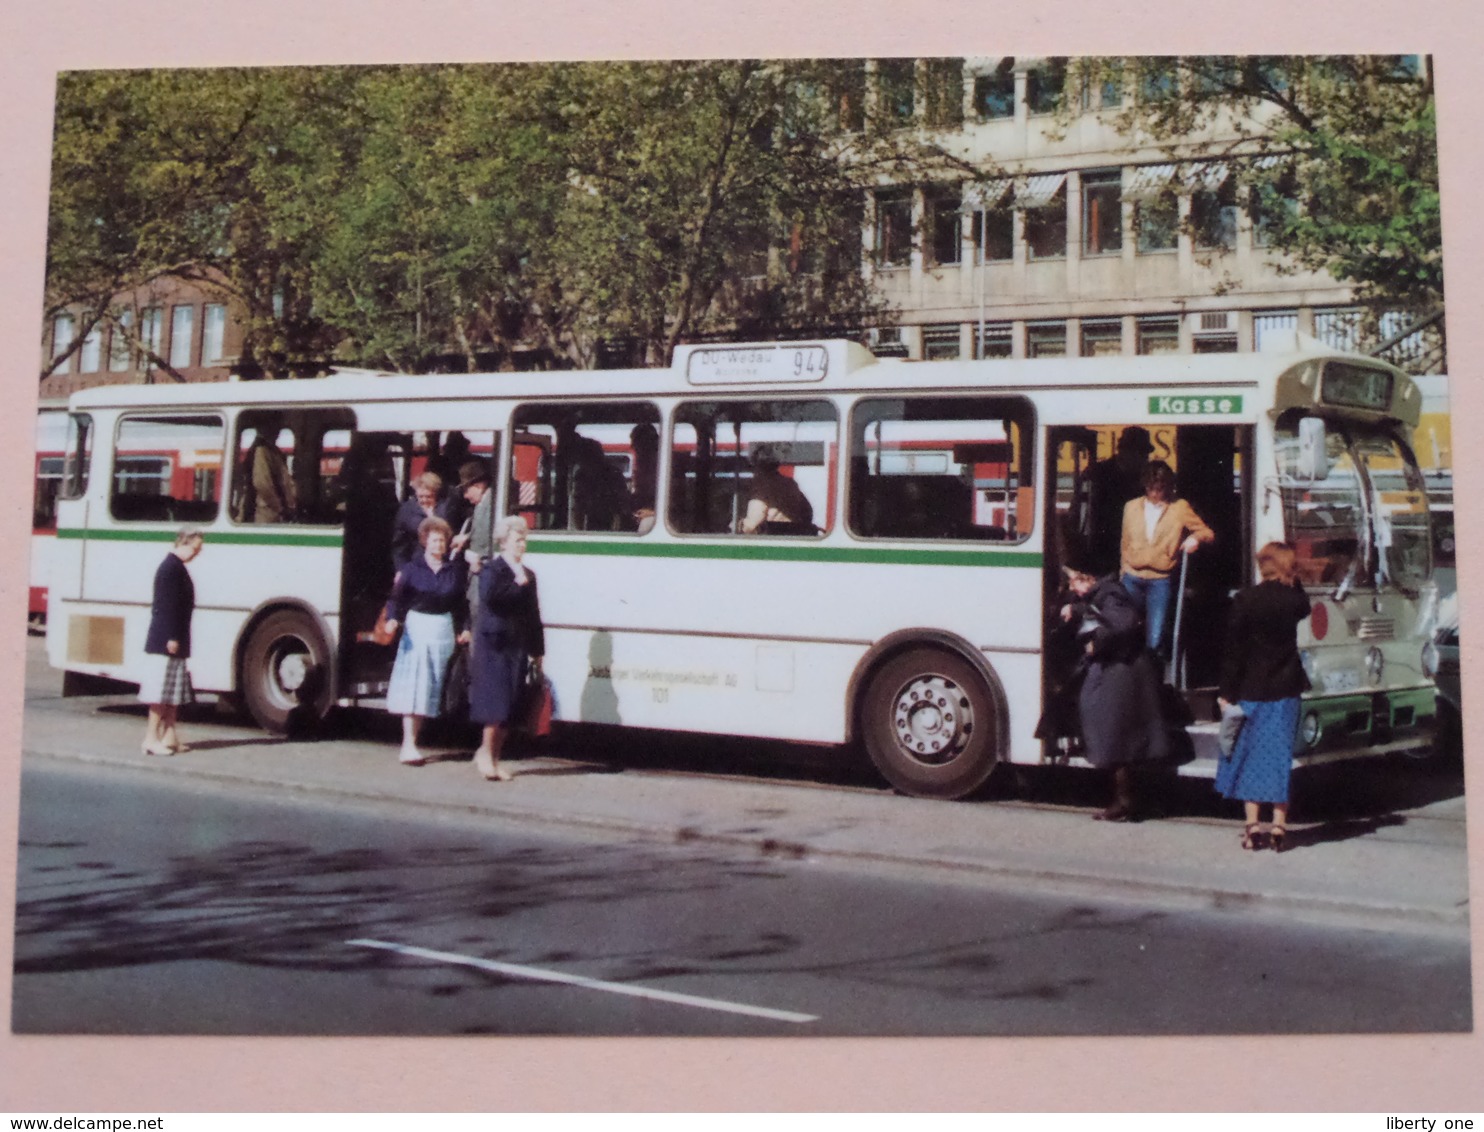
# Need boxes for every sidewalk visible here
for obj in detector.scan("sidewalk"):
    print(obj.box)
[19,685,1473,939]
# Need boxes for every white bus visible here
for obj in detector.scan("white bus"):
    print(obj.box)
[43,337,1440,798]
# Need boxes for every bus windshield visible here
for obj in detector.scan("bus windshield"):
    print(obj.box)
[1353,431,1431,592]
[1276,415,1430,591]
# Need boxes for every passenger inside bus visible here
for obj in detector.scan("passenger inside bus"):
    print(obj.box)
[1046,422,1248,726]
[1087,426,1154,575]
[235,415,296,524]
[740,444,815,535]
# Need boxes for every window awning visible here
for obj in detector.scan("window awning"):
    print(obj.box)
[964,178,1012,209]
[1182,161,1230,193]
[1123,164,1177,201]
[1016,172,1067,209]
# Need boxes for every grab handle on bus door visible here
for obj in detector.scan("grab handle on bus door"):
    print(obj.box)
[1169,549,1190,689]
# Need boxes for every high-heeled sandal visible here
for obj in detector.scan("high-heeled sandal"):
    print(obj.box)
[1241,822,1267,851]
[1268,826,1287,853]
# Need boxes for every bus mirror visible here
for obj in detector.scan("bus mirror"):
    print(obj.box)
[1297,417,1327,482]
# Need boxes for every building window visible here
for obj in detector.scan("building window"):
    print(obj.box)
[1250,164,1299,248]
[51,314,75,374]
[1314,308,1367,353]
[140,307,164,366]
[928,190,963,266]
[203,303,228,364]
[1027,321,1067,358]
[1081,319,1123,357]
[1191,169,1237,251]
[922,58,964,127]
[875,59,916,126]
[869,326,909,358]
[1192,312,1239,353]
[1140,59,1178,102]
[1082,171,1123,256]
[973,58,1016,120]
[1191,56,1239,94]
[1081,60,1124,109]
[831,62,867,132]
[1137,315,1180,355]
[76,317,102,373]
[1022,175,1068,261]
[169,306,195,369]
[874,189,913,268]
[108,310,134,372]
[1253,310,1299,352]
[922,324,962,360]
[1135,193,1178,253]
[1026,58,1067,114]
[977,322,1013,359]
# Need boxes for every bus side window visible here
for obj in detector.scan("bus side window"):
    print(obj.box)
[508,403,662,534]
[110,413,224,524]
[669,400,837,537]
[847,396,1035,542]
[231,408,357,525]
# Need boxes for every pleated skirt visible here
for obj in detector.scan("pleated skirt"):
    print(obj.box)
[386,610,456,717]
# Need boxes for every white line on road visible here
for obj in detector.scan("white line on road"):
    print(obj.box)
[346,938,820,1024]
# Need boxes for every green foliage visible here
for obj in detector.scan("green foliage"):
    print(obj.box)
[45,59,941,377]
[1065,55,1442,315]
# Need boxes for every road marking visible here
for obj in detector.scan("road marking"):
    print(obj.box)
[346,938,819,1024]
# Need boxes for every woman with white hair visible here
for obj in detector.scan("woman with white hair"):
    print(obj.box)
[139,527,205,756]
[467,515,545,780]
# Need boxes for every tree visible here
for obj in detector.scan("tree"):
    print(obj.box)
[45,67,365,381]
[1064,55,1442,318]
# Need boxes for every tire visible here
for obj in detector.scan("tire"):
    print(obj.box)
[240,609,335,734]
[860,646,1001,799]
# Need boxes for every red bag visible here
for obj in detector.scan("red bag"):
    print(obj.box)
[520,676,553,737]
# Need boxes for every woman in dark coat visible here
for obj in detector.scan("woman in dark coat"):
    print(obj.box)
[468,514,545,781]
[138,527,205,756]
[1215,541,1312,851]
[1061,554,1169,820]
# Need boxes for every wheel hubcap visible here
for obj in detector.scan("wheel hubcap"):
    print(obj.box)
[891,674,973,766]
[276,649,308,693]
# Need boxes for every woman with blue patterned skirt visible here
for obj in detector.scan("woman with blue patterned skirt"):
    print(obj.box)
[1215,541,1312,851]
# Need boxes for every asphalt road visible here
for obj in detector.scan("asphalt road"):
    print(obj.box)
[12,760,1472,1036]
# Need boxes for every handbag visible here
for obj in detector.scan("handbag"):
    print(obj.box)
[518,667,553,737]
[369,606,398,647]
[1218,702,1247,758]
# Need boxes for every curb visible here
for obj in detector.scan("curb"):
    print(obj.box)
[25,745,1472,942]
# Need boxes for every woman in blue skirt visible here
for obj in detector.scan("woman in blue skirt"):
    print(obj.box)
[383,516,467,766]
[1215,541,1312,851]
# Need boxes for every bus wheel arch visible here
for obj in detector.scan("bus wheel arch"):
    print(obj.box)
[850,631,1007,800]
[236,602,337,735]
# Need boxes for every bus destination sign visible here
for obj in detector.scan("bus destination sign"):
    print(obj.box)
[686,344,830,385]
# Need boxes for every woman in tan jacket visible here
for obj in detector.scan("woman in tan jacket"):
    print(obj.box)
[1120,461,1214,656]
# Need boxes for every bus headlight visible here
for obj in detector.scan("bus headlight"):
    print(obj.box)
[1299,711,1321,749]
[1421,640,1440,679]
[1366,646,1385,686]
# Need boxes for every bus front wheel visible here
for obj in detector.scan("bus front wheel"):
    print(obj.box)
[860,647,1000,800]
[241,609,334,735]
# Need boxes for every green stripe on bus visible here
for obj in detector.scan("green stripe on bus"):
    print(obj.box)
[526,538,1040,568]
[57,528,344,548]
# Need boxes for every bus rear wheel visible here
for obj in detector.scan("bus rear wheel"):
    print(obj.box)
[860,647,1000,800]
[241,609,334,735]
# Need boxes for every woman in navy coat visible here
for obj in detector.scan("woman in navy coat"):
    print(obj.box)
[138,527,205,756]
[468,514,545,780]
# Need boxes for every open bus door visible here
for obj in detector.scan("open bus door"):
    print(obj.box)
[1040,427,1100,756]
